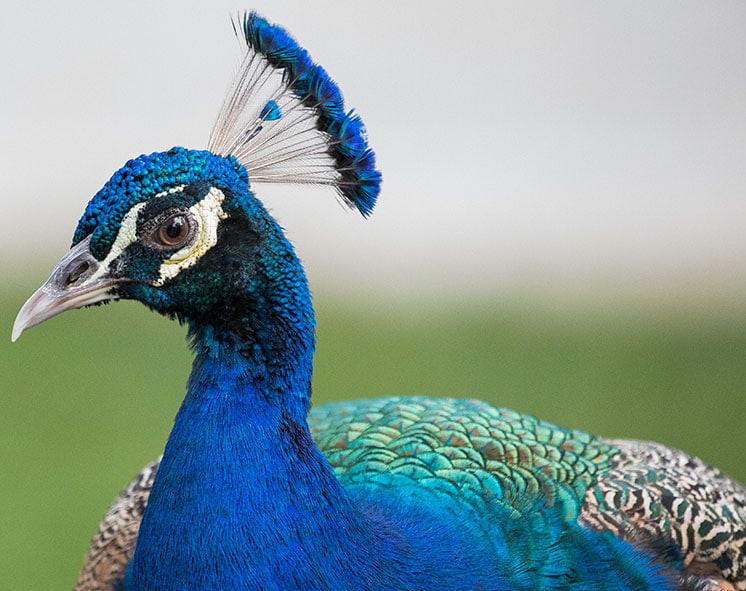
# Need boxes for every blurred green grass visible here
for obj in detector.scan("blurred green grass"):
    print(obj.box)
[1,284,745,589]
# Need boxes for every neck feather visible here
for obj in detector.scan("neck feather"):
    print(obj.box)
[126,320,383,589]
[124,207,408,589]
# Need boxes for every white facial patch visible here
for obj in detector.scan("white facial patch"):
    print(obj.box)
[85,185,228,288]
[154,187,228,286]
[87,202,148,284]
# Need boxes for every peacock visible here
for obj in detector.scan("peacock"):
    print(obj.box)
[12,11,745,591]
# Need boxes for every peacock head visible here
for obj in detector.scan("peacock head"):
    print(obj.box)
[12,11,380,345]
[13,148,278,339]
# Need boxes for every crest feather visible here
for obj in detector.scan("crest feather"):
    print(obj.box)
[208,12,380,216]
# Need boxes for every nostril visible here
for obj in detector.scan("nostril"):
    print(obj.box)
[65,260,92,287]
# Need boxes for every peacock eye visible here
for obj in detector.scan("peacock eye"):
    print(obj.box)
[156,214,192,248]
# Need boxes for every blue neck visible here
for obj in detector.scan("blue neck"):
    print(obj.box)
[125,322,385,590]
[121,294,677,591]
[122,199,397,589]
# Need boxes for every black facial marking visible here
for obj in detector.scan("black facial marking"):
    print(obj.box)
[160,210,264,335]
[115,242,166,285]
[138,182,213,221]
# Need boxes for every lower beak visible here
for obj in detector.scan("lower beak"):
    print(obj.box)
[12,236,122,342]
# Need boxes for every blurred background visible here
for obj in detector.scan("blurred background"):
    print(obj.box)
[1,1,744,588]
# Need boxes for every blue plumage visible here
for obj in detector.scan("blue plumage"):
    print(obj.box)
[12,11,745,591]
[259,99,282,121]
[73,149,245,258]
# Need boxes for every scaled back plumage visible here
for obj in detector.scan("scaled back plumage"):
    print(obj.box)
[12,11,745,591]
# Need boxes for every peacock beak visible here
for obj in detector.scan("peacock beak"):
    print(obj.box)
[12,236,122,342]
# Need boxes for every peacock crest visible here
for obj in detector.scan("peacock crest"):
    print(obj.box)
[208,12,380,215]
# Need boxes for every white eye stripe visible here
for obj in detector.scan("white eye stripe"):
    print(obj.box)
[154,185,187,198]
[88,202,147,283]
[85,187,228,287]
[154,187,228,286]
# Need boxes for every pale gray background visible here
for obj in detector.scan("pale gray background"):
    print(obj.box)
[2,1,744,300]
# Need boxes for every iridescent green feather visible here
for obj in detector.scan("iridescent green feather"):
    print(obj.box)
[310,396,619,521]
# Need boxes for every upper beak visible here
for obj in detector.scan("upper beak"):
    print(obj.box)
[12,236,122,342]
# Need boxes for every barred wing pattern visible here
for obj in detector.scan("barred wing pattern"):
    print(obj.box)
[582,439,746,590]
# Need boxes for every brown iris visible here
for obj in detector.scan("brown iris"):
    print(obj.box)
[157,214,191,248]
